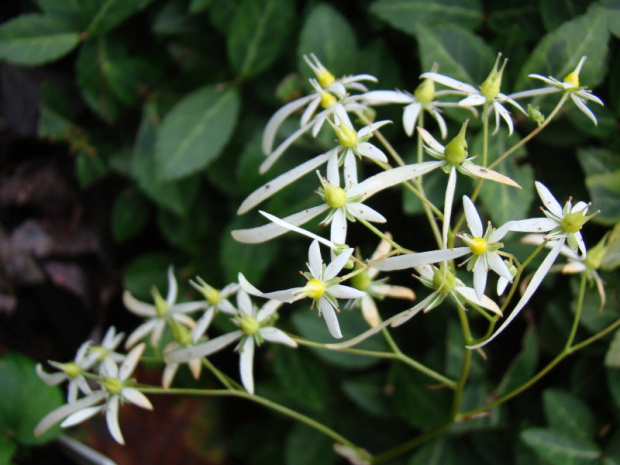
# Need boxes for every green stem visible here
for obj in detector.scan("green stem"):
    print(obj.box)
[200,357,237,390]
[372,420,452,464]
[481,102,489,167]
[565,273,587,350]
[357,217,409,253]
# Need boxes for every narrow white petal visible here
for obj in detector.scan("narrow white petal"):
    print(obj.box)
[122,387,153,410]
[356,142,388,162]
[308,240,323,278]
[125,320,158,349]
[509,218,558,233]
[361,295,380,327]
[239,338,256,394]
[165,331,243,363]
[237,289,254,316]
[403,102,422,136]
[390,293,437,327]
[497,276,509,296]
[259,327,298,347]
[417,127,446,154]
[459,94,486,106]
[300,95,321,126]
[232,205,329,243]
[467,238,564,349]
[489,220,514,242]
[122,291,155,317]
[239,153,330,214]
[520,234,579,260]
[571,94,598,125]
[36,365,66,385]
[256,299,283,323]
[494,101,514,135]
[162,362,178,389]
[430,108,448,139]
[349,161,443,200]
[259,211,336,249]
[362,90,413,104]
[372,283,416,300]
[488,253,513,281]
[420,72,478,94]
[528,74,561,86]
[324,247,354,280]
[105,397,124,444]
[358,120,392,139]
[330,209,348,244]
[61,405,103,428]
[238,273,300,303]
[472,258,488,300]
[343,151,358,187]
[443,167,457,247]
[326,149,340,186]
[348,202,387,223]
[260,123,315,174]
[454,286,502,315]
[172,301,207,313]
[262,94,316,154]
[508,87,560,100]
[318,298,343,339]
[462,163,521,188]
[150,320,166,348]
[373,247,470,271]
[325,313,395,349]
[36,392,106,437]
[193,308,215,343]
[327,284,366,299]
[535,181,563,217]
[165,266,178,306]
[462,196,483,238]
[577,90,604,106]
[120,343,145,380]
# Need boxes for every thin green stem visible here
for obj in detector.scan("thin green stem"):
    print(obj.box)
[372,420,452,464]
[357,217,409,253]
[565,273,587,350]
[481,102,489,167]
[200,357,237,390]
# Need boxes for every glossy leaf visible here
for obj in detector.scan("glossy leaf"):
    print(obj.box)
[540,0,591,31]
[341,372,393,418]
[415,23,495,85]
[228,0,294,79]
[0,14,80,66]
[273,347,328,410]
[585,171,620,225]
[83,0,155,36]
[543,389,596,442]
[38,80,74,138]
[122,252,176,300]
[577,147,620,177]
[370,0,483,35]
[521,427,600,465]
[515,5,609,91]
[154,85,240,181]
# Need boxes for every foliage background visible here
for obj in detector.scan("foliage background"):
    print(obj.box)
[1,0,620,464]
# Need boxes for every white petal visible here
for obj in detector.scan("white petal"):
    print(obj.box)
[356,142,388,162]
[123,387,153,410]
[403,102,422,136]
[120,343,145,380]
[509,218,558,233]
[232,205,329,243]
[238,272,301,303]
[193,308,215,343]
[489,220,514,242]
[535,181,562,217]
[493,101,514,135]
[417,127,445,154]
[122,291,155,317]
[308,240,323,277]
[165,266,178,306]
[324,247,354,280]
[256,299,283,323]
[361,295,380,327]
[259,211,336,249]
[259,327,298,347]
[468,238,564,349]
[328,284,366,299]
[571,94,598,125]
[262,94,316,154]
[461,163,521,188]
[576,90,604,106]
[237,289,254,316]
[105,397,124,444]
[362,90,413,104]
[239,152,330,214]
[357,120,392,139]
[347,202,386,223]
[239,338,256,394]
[260,123,315,174]
[165,331,244,363]
[420,72,478,94]
[317,297,342,338]
[36,365,66,385]
[349,161,443,200]
[459,94,486,106]
[430,107,448,139]
[326,149,340,186]
[172,301,207,313]
[373,247,470,271]
[508,86,561,100]
[300,95,321,126]
[35,392,107,437]
[125,320,158,349]
[343,151,358,187]
[149,320,166,348]
[454,286,501,315]
[61,405,103,429]
[442,167,457,247]
[162,362,178,389]
[330,209,348,244]
[488,253,513,281]
[472,258,488,301]
[462,196,483,238]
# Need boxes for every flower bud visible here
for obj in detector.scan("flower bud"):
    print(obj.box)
[151,286,168,316]
[444,120,469,166]
[584,233,609,270]
[102,377,123,395]
[480,53,507,101]
[239,314,260,336]
[414,78,435,104]
[560,208,597,233]
[351,267,372,291]
[331,119,358,148]
[190,278,221,305]
[432,267,456,294]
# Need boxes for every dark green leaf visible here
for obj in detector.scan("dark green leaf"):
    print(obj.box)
[189,0,214,14]
[122,252,176,300]
[285,423,339,465]
[521,427,600,465]
[497,326,538,395]
[415,23,495,86]
[153,0,201,36]
[0,14,80,66]
[157,202,210,252]
[112,189,151,242]
[474,128,534,225]
[228,0,294,79]
[83,0,155,36]
[540,0,592,31]
[341,372,393,418]
[542,389,596,442]
[408,436,460,465]
[602,221,620,270]
[75,151,109,188]
[487,0,541,40]
[154,85,240,181]
[0,352,63,445]
[515,6,610,91]
[0,435,17,465]
[370,0,483,35]
[297,3,358,80]
[577,147,620,177]
[602,0,620,37]
[273,347,328,410]
[585,171,620,225]
[606,329,620,367]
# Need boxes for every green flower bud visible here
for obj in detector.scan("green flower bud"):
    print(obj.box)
[351,268,372,291]
[444,120,469,166]
[239,314,260,336]
[584,233,609,270]
[480,53,507,101]
[432,267,456,294]
[102,377,123,395]
[527,104,545,126]
[414,78,435,104]
[330,119,358,148]
[151,286,168,316]
[560,208,597,233]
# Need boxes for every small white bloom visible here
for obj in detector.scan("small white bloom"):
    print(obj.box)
[123,266,206,349]
[421,54,526,135]
[509,56,604,125]
[238,240,366,339]
[35,343,153,445]
[85,326,125,368]
[165,290,296,394]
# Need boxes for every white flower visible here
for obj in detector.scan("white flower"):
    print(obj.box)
[233,152,442,244]
[189,278,239,342]
[261,53,377,173]
[85,326,125,367]
[36,340,96,403]
[238,240,366,339]
[165,290,297,394]
[469,182,595,349]
[122,266,206,349]
[509,56,604,125]
[34,343,153,445]
[421,54,526,135]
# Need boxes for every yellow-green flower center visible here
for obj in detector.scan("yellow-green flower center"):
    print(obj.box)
[152,287,168,316]
[324,184,347,208]
[561,211,588,233]
[89,346,107,362]
[204,287,221,305]
[63,362,81,378]
[469,237,488,255]
[303,278,326,300]
[414,78,435,104]
[334,122,358,148]
[102,377,123,395]
[320,92,337,109]
[432,268,456,294]
[239,314,260,335]
[171,321,193,346]
[444,120,469,166]
[563,71,580,88]
[317,70,336,89]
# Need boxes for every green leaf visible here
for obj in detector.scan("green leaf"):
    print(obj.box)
[272,347,328,410]
[542,389,596,442]
[285,423,339,465]
[189,0,214,14]
[157,203,210,253]
[341,372,393,418]
[540,0,591,31]
[585,171,620,225]
[571,275,620,333]
[154,85,240,181]
[415,23,495,85]
[521,427,600,465]
[122,252,176,300]
[228,0,294,79]
[487,0,541,40]
[75,151,109,188]
[0,14,80,66]
[474,128,534,225]
[602,0,620,38]
[111,189,151,242]
[297,3,359,80]
[515,5,610,91]
[497,326,539,395]
[0,351,63,446]
[82,0,155,36]
[408,436,460,465]
[38,80,75,138]
[602,221,620,270]
[577,147,620,177]
[370,0,483,35]
[606,329,620,368]
[0,434,17,465]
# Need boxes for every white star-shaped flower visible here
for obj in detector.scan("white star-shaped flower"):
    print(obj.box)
[166,290,297,394]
